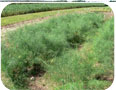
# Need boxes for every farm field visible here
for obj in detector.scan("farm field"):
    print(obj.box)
[2,3,106,17]
[1,7,111,27]
[1,3,114,90]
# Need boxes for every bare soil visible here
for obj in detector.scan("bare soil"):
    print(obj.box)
[29,76,48,90]
[1,16,51,35]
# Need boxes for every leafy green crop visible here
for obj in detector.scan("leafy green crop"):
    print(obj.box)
[2,13,114,89]
[2,3,106,17]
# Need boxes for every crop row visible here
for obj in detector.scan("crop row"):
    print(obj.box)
[2,13,114,89]
[2,3,107,17]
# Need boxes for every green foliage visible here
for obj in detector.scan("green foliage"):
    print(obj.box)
[91,18,114,79]
[87,80,112,90]
[1,6,111,26]
[48,50,94,83]
[2,13,113,89]
[54,81,84,90]
[2,3,106,17]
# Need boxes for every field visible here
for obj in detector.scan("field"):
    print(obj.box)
[2,3,106,17]
[1,7,111,26]
[1,3,114,90]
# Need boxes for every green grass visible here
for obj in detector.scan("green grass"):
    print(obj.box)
[54,82,84,90]
[1,7,111,26]
[2,13,114,90]
[1,72,16,90]
[2,3,107,17]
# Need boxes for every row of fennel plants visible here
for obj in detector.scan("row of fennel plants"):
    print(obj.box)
[2,13,113,89]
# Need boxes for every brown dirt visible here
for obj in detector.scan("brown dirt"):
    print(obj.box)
[29,75,57,90]
[96,74,114,82]
[1,16,51,35]
[103,11,114,20]
[29,76,48,90]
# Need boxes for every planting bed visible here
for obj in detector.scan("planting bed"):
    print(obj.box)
[2,12,114,90]
[2,3,106,17]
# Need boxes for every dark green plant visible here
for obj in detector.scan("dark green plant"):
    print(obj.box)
[2,3,106,17]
